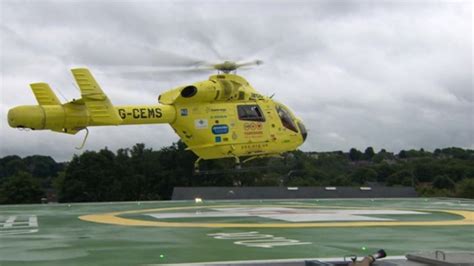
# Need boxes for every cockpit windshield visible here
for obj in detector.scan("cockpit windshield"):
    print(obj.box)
[298,121,307,141]
[276,104,298,133]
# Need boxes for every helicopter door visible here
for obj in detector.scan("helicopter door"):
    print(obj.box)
[236,104,269,152]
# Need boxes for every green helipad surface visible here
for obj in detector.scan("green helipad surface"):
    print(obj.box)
[0,198,473,265]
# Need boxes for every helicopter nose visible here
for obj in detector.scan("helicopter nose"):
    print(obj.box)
[297,121,307,142]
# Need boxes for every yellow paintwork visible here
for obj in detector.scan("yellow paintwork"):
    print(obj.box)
[30,83,61,105]
[78,204,474,228]
[7,68,306,162]
[71,68,122,125]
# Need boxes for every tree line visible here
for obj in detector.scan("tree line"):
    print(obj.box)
[0,143,473,204]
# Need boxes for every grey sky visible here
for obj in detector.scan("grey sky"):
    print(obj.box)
[0,0,472,161]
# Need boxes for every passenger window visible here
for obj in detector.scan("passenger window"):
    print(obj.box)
[237,105,265,122]
[276,105,298,132]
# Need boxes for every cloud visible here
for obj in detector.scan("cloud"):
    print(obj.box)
[1,0,472,161]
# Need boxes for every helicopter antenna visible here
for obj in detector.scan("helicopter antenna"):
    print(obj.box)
[54,87,69,102]
[72,82,80,91]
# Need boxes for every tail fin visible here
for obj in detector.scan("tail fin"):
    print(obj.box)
[71,68,122,125]
[30,83,61,105]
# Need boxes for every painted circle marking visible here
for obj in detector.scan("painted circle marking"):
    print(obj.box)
[78,204,474,228]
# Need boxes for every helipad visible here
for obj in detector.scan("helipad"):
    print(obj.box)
[0,198,473,265]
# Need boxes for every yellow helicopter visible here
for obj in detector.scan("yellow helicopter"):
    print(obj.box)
[7,60,307,172]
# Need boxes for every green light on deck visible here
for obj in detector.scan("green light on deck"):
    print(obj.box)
[362,246,367,251]
[160,254,165,259]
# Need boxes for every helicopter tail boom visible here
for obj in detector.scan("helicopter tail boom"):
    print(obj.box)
[7,103,176,133]
[7,68,177,133]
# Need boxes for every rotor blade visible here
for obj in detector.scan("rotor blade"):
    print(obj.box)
[118,71,202,81]
[65,40,207,67]
[191,32,225,61]
[141,48,205,67]
[106,66,214,81]
[236,60,264,68]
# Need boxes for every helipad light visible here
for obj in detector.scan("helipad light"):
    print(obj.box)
[195,198,203,203]
[160,254,165,259]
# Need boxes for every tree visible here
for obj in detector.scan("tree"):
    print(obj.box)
[350,167,377,184]
[349,148,363,161]
[433,175,455,190]
[4,158,27,177]
[456,178,474,199]
[441,147,471,160]
[23,155,61,179]
[0,172,44,204]
[2,145,470,204]
[414,162,435,182]
[375,163,396,182]
[287,176,318,186]
[398,150,407,159]
[386,170,414,186]
[60,150,118,202]
[363,147,375,160]
[329,175,352,186]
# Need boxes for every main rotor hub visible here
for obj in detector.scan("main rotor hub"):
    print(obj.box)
[215,61,238,74]
[212,60,263,74]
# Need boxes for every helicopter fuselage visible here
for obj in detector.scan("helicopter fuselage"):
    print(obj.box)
[158,73,307,160]
[7,69,307,163]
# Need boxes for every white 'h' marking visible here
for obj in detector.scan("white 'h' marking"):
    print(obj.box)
[4,216,17,228]
[0,215,39,236]
[29,216,38,227]
[148,207,427,222]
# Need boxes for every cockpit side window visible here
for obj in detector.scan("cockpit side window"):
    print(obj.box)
[276,105,298,132]
[237,105,265,122]
[298,121,307,141]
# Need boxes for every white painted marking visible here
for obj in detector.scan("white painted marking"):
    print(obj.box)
[208,231,312,249]
[209,232,273,240]
[234,237,312,248]
[0,221,30,226]
[4,216,16,228]
[29,216,38,227]
[0,229,39,236]
[149,212,245,219]
[0,225,39,229]
[432,201,474,207]
[0,215,39,236]
[148,207,427,222]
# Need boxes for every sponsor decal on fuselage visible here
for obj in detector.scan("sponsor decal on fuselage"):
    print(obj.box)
[212,124,229,135]
[194,119,208,129]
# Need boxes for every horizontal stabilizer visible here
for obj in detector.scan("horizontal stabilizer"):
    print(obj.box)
[30,83,61,105]
[71,68,122,125]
